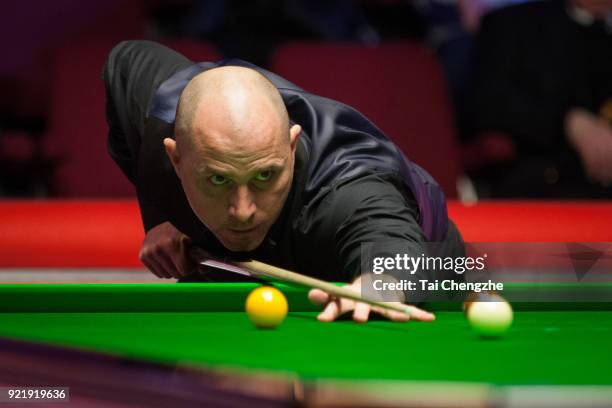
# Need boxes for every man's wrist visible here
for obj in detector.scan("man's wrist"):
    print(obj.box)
[357,273,406,303]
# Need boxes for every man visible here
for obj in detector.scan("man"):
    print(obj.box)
[103,40,462,323]
[467,0,612,197]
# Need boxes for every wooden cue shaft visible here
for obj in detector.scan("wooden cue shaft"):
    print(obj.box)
[235,260,416,317]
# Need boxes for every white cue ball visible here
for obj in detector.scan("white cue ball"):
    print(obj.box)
[466,300,513,337]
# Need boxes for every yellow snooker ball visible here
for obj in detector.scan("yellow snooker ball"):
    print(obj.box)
[245,286,288,329]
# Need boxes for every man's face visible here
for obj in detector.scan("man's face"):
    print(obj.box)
[172,123,300,252]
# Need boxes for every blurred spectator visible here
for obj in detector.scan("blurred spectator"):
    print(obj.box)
[416,0,476,135]
[0,0,144,197]
[0,0,143,120]
[147,0,424,66]
[415,0,532,139]
[466,0,612,198]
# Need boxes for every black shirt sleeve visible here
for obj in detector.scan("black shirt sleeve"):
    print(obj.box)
[102,40,192,231]
[301,173,426,282]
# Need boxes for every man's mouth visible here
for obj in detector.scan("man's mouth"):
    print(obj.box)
[228,226,258,234]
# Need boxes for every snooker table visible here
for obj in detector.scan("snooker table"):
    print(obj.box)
[1,200,612,407]
[1,283,612,408]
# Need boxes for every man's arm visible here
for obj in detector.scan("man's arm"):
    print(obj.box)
[103,40,192,231]
[305,174,455,322]
[103,41,199,278]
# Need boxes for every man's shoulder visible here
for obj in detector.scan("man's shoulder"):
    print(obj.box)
[109,40,163,57]
[328,173,409,204]
[107,40,191,72]
[299,173,413,226]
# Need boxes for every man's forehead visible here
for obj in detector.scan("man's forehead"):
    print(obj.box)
[192,122,286,152]
[185,126,289,168]
[191,91,285,138]
[175,67,290,166]
[199,155,288,173]
[196,65,263,83]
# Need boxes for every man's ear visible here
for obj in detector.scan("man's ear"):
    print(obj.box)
[163,137,181,176]
[289,124,301,154]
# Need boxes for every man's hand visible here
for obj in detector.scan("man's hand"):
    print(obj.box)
[139,221,198,279]
[566,108,612,187]
[307,276,435,323]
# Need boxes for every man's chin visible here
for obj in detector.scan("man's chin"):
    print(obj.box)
[219,234,265,253]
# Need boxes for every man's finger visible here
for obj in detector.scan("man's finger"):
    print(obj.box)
[352,302,370,323]
[156,252,181,279]
[317,299,341,322]
[373,304,435,322]
[140,258,160,277]
[388,305,436,322]
[186,244,211,264]
[308,288,331,305]
[143,257,170,279]
[408,306,436,321]
[369,304,409,322]
[169,252,191,278]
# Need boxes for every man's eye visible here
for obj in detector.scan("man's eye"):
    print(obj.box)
[254,170,273,182]
[209,175,228,186]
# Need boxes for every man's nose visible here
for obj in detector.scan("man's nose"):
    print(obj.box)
[228,185,256,223]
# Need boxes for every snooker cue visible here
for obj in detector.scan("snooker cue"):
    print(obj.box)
[235,260,418,317]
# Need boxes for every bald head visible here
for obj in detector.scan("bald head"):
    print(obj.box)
[174,66,290,156]
[163,66,302,252]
